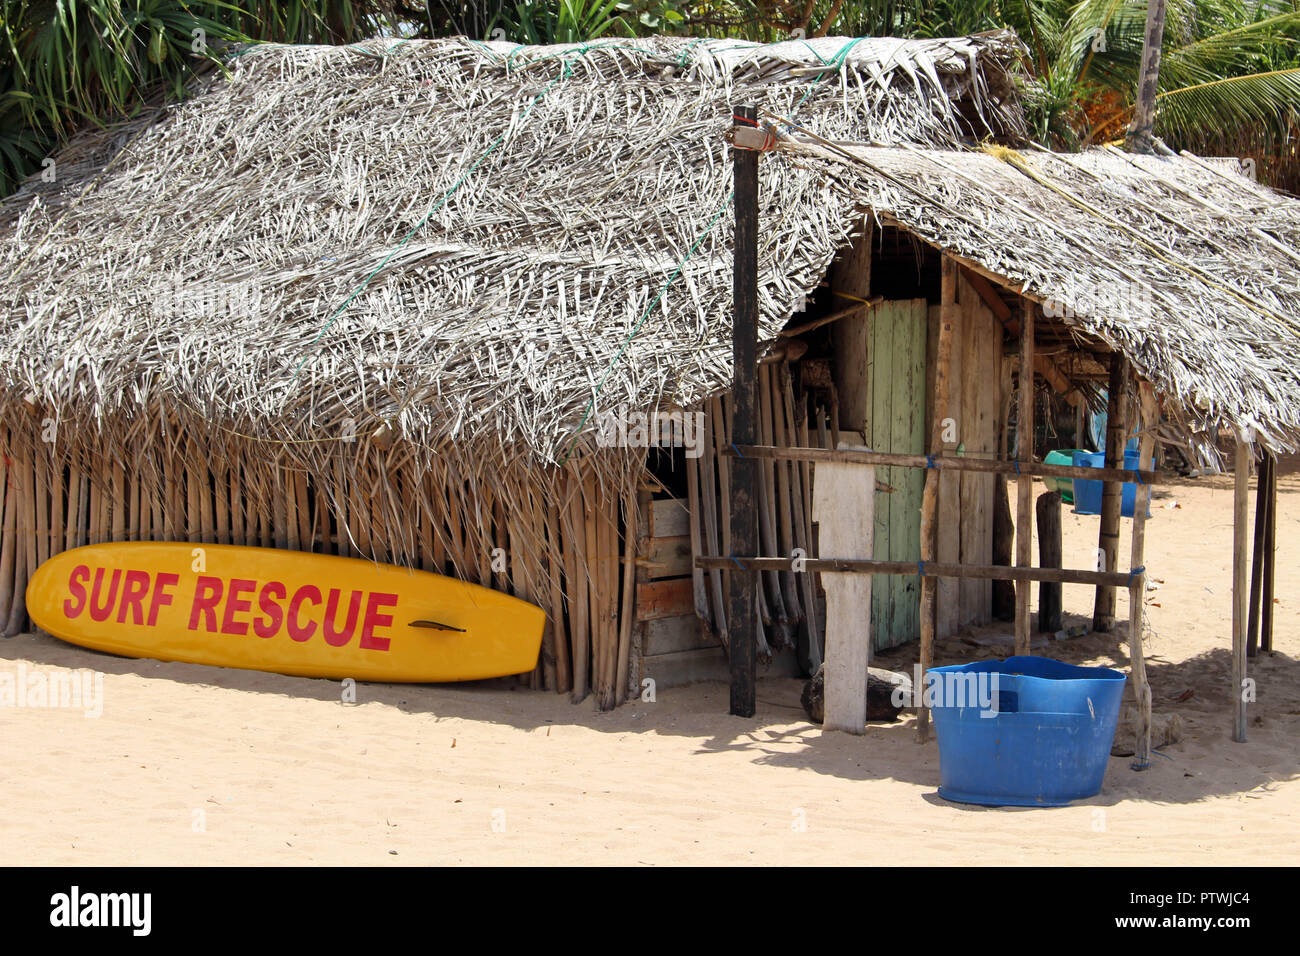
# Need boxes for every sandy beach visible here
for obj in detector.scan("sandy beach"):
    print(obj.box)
[1,471,1295,866]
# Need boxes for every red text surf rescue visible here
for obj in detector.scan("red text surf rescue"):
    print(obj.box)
[61,566,398,650]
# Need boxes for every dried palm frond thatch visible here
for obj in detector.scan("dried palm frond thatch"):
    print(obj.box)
[774,132,1300,461]
[0,34,1026,466]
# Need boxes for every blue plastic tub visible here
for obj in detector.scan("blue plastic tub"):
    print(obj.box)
[1071,448,1151,517]
[928,657,1127,807]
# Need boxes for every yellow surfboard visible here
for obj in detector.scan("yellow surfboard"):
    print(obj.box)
[26,543,545,682]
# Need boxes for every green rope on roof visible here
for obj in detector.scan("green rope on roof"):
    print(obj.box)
[559,37,868,465]
[292,51,583,380]
[559,195,733,465]
[794,36,864,110]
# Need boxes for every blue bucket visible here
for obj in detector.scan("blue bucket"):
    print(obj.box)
[1071,449,1152,517]
[928,657,1127,807]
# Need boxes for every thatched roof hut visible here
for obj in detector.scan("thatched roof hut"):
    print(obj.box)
[0,35,1295,713]
[0,34,1027,464]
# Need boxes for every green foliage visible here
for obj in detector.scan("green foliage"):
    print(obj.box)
[0,1,400,195]
[0,0,1297,196]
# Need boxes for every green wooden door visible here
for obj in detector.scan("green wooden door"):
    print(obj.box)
[865,299,927,651]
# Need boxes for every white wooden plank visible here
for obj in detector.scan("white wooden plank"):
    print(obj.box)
[811,435,874,735]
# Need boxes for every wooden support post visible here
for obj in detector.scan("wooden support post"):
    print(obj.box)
[1014,299,1035,656]
[1232,437,1251,743]
[992,475,1015,620]
[812,446,874,734]
[728,105,760,718]
[1262,453,1276,653]
[919,257,956,739]
[1036,491,1062,633]
[1127,383,1157,769]
[1247,451,1272,658]
[1094,354,1128,632]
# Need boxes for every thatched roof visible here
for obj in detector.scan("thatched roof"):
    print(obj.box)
[2,33,1297,473]
[0,33,1023,473]
[783,135,1300,458]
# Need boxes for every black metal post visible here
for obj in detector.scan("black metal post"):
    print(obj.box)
[729,105,759,718]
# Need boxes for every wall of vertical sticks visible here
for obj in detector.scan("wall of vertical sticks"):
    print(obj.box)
[0,408,640,710]
[5,352,896,704]
[680,357,831,673]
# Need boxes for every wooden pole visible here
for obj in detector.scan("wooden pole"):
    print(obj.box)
[992,475,1015,619]
[1261,453,1276,653]
[696,555,1138,587]
[1094,354,1128,632]
[1247,451,1271,658]
[1127,382,1157,768]
[919,256,956,740]
[728,105,760,718]
[1036,491,1062,633]
[1014,299,1035,656]
[615,483,636,706]
[724,444,1155,485]
[1232,437,1251,743]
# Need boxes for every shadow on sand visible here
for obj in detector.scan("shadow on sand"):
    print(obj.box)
[5,617,1296,808]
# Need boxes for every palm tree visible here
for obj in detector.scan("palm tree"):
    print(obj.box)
[1011,0,1300,180]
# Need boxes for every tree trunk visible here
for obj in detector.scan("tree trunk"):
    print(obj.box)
[1126,0,1169,153]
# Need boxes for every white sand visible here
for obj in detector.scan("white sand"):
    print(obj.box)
[1,473,1296,865]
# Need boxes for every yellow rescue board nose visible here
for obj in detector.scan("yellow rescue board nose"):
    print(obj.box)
[25,543,545,683]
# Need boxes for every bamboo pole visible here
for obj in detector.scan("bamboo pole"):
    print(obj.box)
[530,490,557,692]
[230,461,245,546]
[1261,453,1276,653]
[295,471,312,552]
[568,474,590,704]
[51,447,65,554]
[1127,382,1157,768]
[616,481,637,705]
[700,398,728,646]
[919,255,956,739]
[35,444,50,570]
[686,436,708,621]
[8,445,35,634]
[76,460,90,548]
[0,443,16,629]
[756,363,791,650]
[723,445,1157,484]
[1094,354,1128,631]
[784,374,820,672]
[546,498,571,693]
[583,475,602,706]
[712,394,733,639]
[1247,451,1271,658]
[797,395,821,666]
[1014,299,1035,656]
[594,484,617,710]
[696,555,1136,587]
[284,466,299,552]
[1232,437,1251,743]
[771,365,803,639]
[67,463,83,551]
[185,459,201,544]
